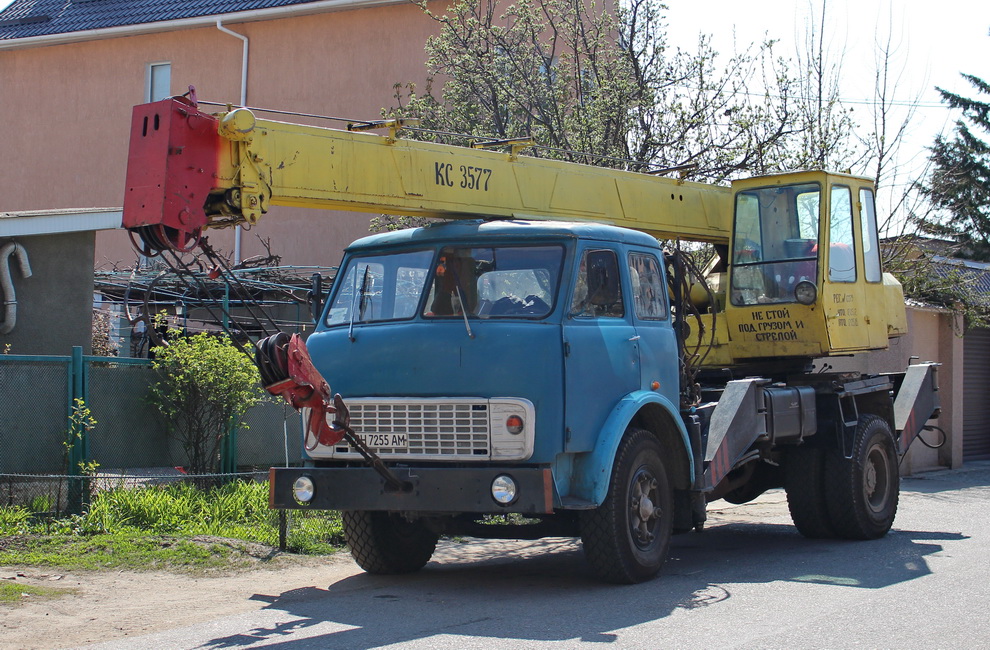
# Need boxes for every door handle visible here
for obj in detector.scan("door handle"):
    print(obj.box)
[628,335,641,341]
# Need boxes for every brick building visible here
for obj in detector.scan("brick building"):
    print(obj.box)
[0,0,441,268]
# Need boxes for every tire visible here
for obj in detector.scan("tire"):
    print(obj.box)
[342,511,439,574]
[580,428,673,584]
[784,446,836,539]
[824,414,899,540]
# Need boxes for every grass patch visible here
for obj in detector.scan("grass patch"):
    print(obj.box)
[0,480,346,572]
[0,580,75,605]
[0,533,274,573]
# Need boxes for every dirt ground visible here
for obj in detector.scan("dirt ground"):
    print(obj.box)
[0,494,790,649]
[0,552,351,650]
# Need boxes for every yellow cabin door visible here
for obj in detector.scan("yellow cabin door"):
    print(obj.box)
[824,281,870,351]
[823,184,872,351]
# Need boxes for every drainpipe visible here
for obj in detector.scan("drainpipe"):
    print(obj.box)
[0,242,32,335]
[216,19,249,265]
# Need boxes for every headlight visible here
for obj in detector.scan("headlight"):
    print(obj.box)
[505,415,524,435]
[794,280,817,305]
[491,474,518,505]
[292,476,315,504]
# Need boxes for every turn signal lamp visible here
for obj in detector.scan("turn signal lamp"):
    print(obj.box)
[505,415,525,435]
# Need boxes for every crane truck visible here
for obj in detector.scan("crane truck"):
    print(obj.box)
[122,93,940,583]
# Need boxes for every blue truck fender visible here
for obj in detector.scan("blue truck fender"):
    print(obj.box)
[562,390,693,507]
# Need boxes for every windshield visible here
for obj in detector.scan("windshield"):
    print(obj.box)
[424,245,564,318]
[325,250,433,326]
[730,183,820,306]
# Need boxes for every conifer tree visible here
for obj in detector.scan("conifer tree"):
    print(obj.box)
[923,74,990,260]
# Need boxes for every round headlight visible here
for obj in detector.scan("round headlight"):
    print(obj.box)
[491,474,518,505]
[794,280,817,306]
[292,476,315,504]
[505,415,525,435]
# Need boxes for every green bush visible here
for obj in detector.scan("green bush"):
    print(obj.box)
[148,333,264,475]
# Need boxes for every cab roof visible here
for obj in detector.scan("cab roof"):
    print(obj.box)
[347,219,663,252]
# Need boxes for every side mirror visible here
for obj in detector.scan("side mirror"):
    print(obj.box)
[307,272,324,321]
[586,250,620,306]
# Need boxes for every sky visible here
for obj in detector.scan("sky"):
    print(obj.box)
[664,0,990,179]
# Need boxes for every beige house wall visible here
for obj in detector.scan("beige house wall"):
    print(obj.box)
[0,2,442,268]
[818,306,963,474]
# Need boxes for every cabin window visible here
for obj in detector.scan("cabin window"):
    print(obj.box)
[629,252,667,320]
[730,183,820,305]
[860,188,882,283]
[424,245,564,319]
[325,250,433,325]
[829,186,857,283]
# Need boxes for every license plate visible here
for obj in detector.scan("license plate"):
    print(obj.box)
[361,433,408,450]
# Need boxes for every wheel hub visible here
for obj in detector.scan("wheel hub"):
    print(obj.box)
[864,443,891,512]
[638,494,655,521]
[865,462,877,495]
[629,468,661,548]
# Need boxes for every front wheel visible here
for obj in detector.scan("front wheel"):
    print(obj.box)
[580,428,673,584]
[342,511,439,574]
[825,414,900,539]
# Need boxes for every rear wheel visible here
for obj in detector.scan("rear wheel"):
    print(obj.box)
[825,414,899,539]
[580,428,673,584]
[784,446,836,538]
[342,511,438,574]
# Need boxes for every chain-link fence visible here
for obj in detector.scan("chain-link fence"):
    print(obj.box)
[2,351,305,501]
[1,350,341,550]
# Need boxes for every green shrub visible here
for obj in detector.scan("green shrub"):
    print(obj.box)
[148,333,263,475]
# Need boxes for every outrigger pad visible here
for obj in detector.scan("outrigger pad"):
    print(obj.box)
[893,363,941,455]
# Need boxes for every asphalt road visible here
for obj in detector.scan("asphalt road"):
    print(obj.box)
[90,462,990,649]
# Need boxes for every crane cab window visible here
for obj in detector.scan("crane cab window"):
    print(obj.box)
[829,185,857,282]
[730,183,820,306]
[860,188,882,283]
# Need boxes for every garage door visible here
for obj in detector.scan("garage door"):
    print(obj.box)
[964,328,990,460]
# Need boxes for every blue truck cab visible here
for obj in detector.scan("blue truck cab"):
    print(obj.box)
[271,219,695,581]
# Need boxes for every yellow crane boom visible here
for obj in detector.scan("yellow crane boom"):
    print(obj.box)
[123,97,731,247]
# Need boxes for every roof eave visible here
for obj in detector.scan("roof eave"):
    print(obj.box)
[0,0,405,51]
[0,208,123,236]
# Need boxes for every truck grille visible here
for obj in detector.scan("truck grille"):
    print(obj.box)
[331,398,491,460]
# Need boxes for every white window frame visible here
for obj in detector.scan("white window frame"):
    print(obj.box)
[145,62,172,102]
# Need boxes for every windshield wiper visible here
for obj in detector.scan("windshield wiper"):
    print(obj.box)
[348,264,370,342]
[441,258,475,339]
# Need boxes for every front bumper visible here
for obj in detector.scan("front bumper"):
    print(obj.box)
[269,466,554,514]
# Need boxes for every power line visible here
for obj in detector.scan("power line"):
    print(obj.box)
[672,85,951,110]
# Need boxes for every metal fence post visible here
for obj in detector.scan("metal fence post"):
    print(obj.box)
[66,346,89,514]
[220,419,238,475]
